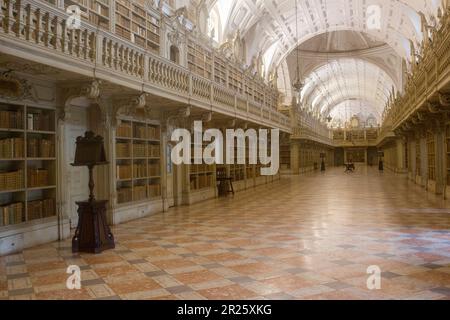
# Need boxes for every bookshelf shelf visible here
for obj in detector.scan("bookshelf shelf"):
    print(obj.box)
[0,103,57,229]
[115,119,162,205]
[65,0,111,30]
[446,125,450,186]
[114,0,161,54]
[0,129,25,133]
[27,130,56,135]
[27,186,57,191]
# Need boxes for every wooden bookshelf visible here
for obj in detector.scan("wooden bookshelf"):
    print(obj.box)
[446,125,450,185]
[0,103,57,228]
[115,119,162,205]
[416,140,421,176]
[65,0,111,30]
[189,136,215,191]
[115,0,161,54]
[230,144,245,183]
[280,144,291,170]
[214,55,227,86]
[427,131,436,181]
[188,41,212,79]
[228,65,243,95]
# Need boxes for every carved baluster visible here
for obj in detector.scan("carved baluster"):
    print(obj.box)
[149,58,154,82]
[32,8,40,43]
[116,44,121,71]
[68,28,74,55]
[12,0,21,37]
[60,19,67,53]
[2,0,12,33]
[157,61,162,83]
[120,45,125,71]
[76,28,81,57]
[82,29,87,59]
[113,42,118,70]
[125,48,130,74]
[23,3,31,40]
[136,53,140,76]
[50,16,57,49]
[107,39,112,67]
[41,12,49,46]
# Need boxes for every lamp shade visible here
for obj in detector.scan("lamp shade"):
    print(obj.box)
[72,131,109,167]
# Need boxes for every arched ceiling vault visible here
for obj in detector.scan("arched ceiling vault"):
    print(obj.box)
[199,0,442,126]
[204,0,441,69]
[299,58,396,123]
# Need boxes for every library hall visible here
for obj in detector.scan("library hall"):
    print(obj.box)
[0,0,450,302]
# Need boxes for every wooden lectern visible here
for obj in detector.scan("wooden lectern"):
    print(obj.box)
[71,131,115,254]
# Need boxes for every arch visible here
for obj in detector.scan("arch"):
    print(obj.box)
[299,58,396,123]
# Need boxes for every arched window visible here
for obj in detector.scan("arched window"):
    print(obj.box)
[170,45,180,64]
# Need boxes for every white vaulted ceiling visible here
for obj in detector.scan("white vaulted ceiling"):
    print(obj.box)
[300,58,395,120]
[200,0,442,125]
[205,0,440,65]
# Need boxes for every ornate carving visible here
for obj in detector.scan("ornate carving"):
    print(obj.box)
[80,80,101,100]
[439,92,450,107]
[168,29,185,47]
[427,102,442,113]
[57,80,103,123]
[0,71,37,101]
[0,61,62,75]
[112,93,150,124]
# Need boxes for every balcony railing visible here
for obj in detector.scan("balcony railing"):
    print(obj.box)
[382,8,450,131]
[0,0,290,131]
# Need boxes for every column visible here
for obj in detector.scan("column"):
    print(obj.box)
[396,138,407,174]
[420,132,428,187]
[291,142,300,175]
[435,126,445,195]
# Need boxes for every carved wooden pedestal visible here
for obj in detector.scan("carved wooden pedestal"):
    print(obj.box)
[72,200,115,254]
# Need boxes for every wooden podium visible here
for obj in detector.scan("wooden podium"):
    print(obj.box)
[72,200,115,254]
[71,132,115,254]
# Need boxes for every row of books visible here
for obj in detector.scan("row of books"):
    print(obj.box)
[133,163,147,179]
[117,165,132,180]
[116,142,131,158]
[191,164,215,174]
[116,143,160,158]
[148,163,160,177]
[27,138,55,158]
[133,185,147,201]
[149,145,160,157]
[134,125,147,139]
[27,168,50,188]
[28,198,55,221]
[0,137,24,159]
[117,122,133,138]
[0,110,23,129]
[0,169,23,191]
[27,112,53,132]
[0,202,23,226]
[133,143,147,158]
[117,187,132,204]
[117,184,162,203]
[148,127,160,140]
[191,175,214,190]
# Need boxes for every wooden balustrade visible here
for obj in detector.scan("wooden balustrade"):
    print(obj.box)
[382,9,450,132]
[0,0,290,131]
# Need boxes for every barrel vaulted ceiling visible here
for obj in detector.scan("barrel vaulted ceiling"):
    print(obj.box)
[195,0,443,126]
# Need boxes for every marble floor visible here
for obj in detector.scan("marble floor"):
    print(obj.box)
[1,167,450,300]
